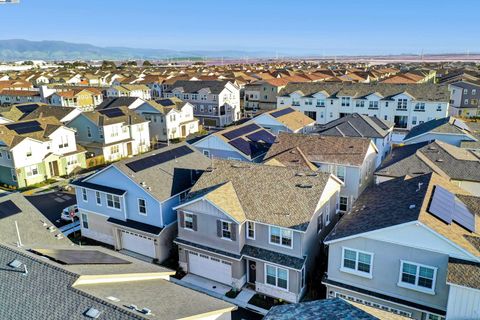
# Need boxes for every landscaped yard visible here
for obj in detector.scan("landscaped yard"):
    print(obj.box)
[247,294,288,310]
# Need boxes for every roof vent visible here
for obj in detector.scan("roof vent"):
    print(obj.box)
[306,173,318,177]
[8,259,22,268]
[140,181,146,187]
[85,308,102,319]
[140,308,152,315]
[428,146,437,151]
[48,226,56,232]
[296,183,313,188]
[206,166,216,172]
[55,234,64,240]
[106,296,120,302]
[231,163,243,168]
[291,159,300,163]
[436,159,444,162]
[409,204,416,209]
[295,172,306,177]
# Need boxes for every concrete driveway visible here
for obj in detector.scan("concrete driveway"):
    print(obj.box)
[26,191,77,227]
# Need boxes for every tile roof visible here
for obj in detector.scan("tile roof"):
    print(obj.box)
[264,132,374,167]
[447,257,480,290]
[316,113,393,139]
[186,160,332,231]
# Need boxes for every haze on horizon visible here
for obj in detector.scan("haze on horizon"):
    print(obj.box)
[0,0,478,56]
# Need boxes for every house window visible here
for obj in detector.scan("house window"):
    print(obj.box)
[111,145,119,155]
[107,194,121,209]
[341,247,373,277]
[464,89,468,94]
[246,221,255,239]
[11,168,16,182]
[81,213,89,229]
[324,204,330,226]
[339,197,348,211]
[95,191,101,205]
[266,264,288,290]
[397,99,408,109]
[87,126,92,137]
[184,213,194,230]
[316,99,325,107]
[414,103,425,111]
[368,101,378,109]
[317,214,323,233]
[203,150,210,158]
[221,221,231,239]
[412,116,417,125]
[473,89,477,95]
[82,188,88,202]
[26,147,32,157]
[336,166,346,182]
[269,226,292,247]
[305,99,313,106]
[341,97,350,106]
[301,266,306,288]
[138,198,147,215]
[398,261,436,293]
[356,100,365,108]
[26,165,39,177]
[426,314,445,320]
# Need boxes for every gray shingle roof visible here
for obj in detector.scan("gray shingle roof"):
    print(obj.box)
[96,97,142,110]
[316,113,393,139]
[166,80,231,94]
[447,257,480,290]
[241,245,305,269]
[403,117,472,141]
[279,82,450,102]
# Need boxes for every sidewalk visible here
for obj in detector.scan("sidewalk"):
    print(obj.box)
[170,276,269,315]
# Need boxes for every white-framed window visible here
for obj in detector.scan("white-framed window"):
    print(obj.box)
[25,165,39,177]
[82,188,88,202]
[106,194,121,209]
[369,101,378,109]
[339,196,348,211]
[221,220,232,239]
[397,98,408,109]
[138,198,147,215]
[341,247,373,278]
[265,264,288,290]
[356,100,365,108]
[81,212,89,229]
[184,213,194,230]
[336,165,346,182]
[341,97,351,106]
[316,99,325,107]
[398,260,437,294]
[426,313,445,320]
[203,150,210,157]
[26,146,32,157]
[110,145,120,155]
[95,191,101,205]
[464,88,468,94]
[246,221,255,239]
[269,226,292,248]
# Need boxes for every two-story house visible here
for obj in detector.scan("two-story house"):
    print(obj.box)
[49,88,103,111]
[323,173,480,320]
[71,143,211,262]
[191,121,276,162]
[106,84,152,100]
[315,113,394,167]
[250,107,316,134]
[244,78,289,117]
[67,106,150,162]
[263,133,378,212]
[0,117,86,188]
[0,89,42,106]
[163,80,241,127]
[133,98,199,142]
[174,160,343,303]
[277,83,450,130]
[448,81,480,117]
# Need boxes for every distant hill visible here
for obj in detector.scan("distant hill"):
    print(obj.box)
[0,39,277,61]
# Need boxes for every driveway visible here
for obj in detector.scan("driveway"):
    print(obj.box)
[26,191,77,227]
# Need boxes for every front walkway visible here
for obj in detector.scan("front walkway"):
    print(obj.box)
[170,274,268,315]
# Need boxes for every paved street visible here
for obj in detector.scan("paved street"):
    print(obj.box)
[26,191,77,227]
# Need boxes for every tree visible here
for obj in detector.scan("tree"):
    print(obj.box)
[101,60,116,69]
[142,60,154,67]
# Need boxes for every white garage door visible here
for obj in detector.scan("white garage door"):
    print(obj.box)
[189,252,232,285]
[121,231,156,258]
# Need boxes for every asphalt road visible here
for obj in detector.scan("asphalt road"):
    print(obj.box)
[26,191,77,227]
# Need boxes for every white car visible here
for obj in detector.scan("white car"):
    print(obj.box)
[60,205,79,221]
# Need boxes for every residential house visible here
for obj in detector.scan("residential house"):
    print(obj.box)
[97,96,146,110]
[0,90,42,106]
[174,160,343,303]
[323,173,480,320]
[315,113,394,167]
[263,133,378,212]
[106,84,152,100]
[244,78,290,117]
[71,143,210,262]
[49,88,103,111]
[277,83,450,129]
[250,107,316,134]
[448,81,480,117]
[67,106,150,162]
[0,117,86,188]
[164,80,241,127]
[133,98,199,142]
[401,117,476,146]
[191,121,276,162]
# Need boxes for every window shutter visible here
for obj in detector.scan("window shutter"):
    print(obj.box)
[179,211,185,228]
[192,214,198,231]
[231,224,237,241]
[216,220,221,237]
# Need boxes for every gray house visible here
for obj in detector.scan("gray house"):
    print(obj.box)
[263,133,378,212]
[448,81,480,117]
[174,160,343,303]
[323,173,480,320]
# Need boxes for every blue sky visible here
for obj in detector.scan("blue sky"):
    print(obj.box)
[0,0,478,55]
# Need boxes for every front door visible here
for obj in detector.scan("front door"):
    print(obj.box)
[181,125,186,137]
[49,161,59,176]
[126,142,133,156]
[248,260,256,284]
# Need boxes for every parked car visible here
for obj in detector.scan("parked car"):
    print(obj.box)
[60,205,79,221]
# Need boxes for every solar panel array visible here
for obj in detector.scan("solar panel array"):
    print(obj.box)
[247,129,276,144]
[5,120,42,134]
[228,138,253,156]
[125,145,194,172]
[271,107,295,118]
[222,123,260,140]
[99,108,125,118]
[156,99,175,106]
[16,104,39,114]
[0,200,21,218]
[31,249,131,265]
[428,185,475,232]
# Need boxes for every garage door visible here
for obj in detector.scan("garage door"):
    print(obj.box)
[189,252,232,285]
[120,231,156,258]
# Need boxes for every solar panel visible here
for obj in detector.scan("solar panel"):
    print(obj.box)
[0,200,22,218]
[228,138,252,156]
[453,199,476,232]
[99,108,125,118]
[246,130,276,144]
[428,186,454,224]
[156,99,175,106]
[125,145,194,172]
[222,123,260,140]
[5,120,43,134]
[31,249,131,265]
[16,104,39,114]
[271,107,295,118]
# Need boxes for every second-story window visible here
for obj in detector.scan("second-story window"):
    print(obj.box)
[336,166,346,182]
[397,98,408,109]
[341,247,373,278]
[95,191,101,205]
[107,194,121,209]
[398,261,437,293]
[82,188,88,202]
[184,213,195,230]
[138,198,147,215]
[269,226,292,247]
[87,126,92,138]
[221,221,232,239]
[246,221,255,239]
[341,97,350,106]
